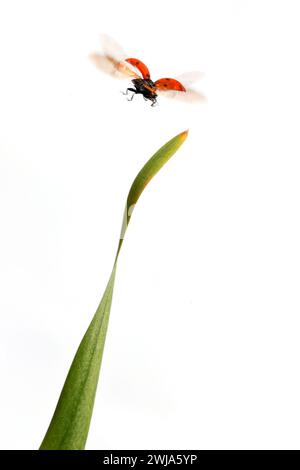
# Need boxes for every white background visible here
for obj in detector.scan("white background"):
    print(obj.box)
[0,0,300,450]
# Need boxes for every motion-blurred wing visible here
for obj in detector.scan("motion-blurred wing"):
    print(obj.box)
[90,34,140,79]
[174,71,205,87]
[160,88,206,103]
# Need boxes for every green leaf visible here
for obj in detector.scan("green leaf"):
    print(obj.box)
[39,130,188,450]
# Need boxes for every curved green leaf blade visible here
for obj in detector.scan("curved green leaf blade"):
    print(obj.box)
[40,130,188,450]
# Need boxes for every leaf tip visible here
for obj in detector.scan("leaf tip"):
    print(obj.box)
[179,129,189,141]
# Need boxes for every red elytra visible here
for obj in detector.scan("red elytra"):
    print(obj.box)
[125,58,151,80]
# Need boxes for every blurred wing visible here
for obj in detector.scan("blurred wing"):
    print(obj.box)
[174,71,205,87]
[99,33,127,61]
[90,34,140,79]
[90,53,140,79]
[159,88,206,103]
[154,78,186,92]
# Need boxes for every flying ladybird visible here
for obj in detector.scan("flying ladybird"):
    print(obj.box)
[90,34,205,106]
[122,58,186,106]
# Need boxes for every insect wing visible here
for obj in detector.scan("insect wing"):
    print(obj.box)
[90,34,140,79]
[160,89,206,103]
[173,71,204,87]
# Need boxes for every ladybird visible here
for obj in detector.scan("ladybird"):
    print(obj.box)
[90,34,205,106]
[122,58,186,106]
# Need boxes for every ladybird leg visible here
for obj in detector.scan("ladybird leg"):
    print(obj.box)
[122,87,136,96]
[122,87,136,101]
[127,88,137,101]
[151,98,158,107]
